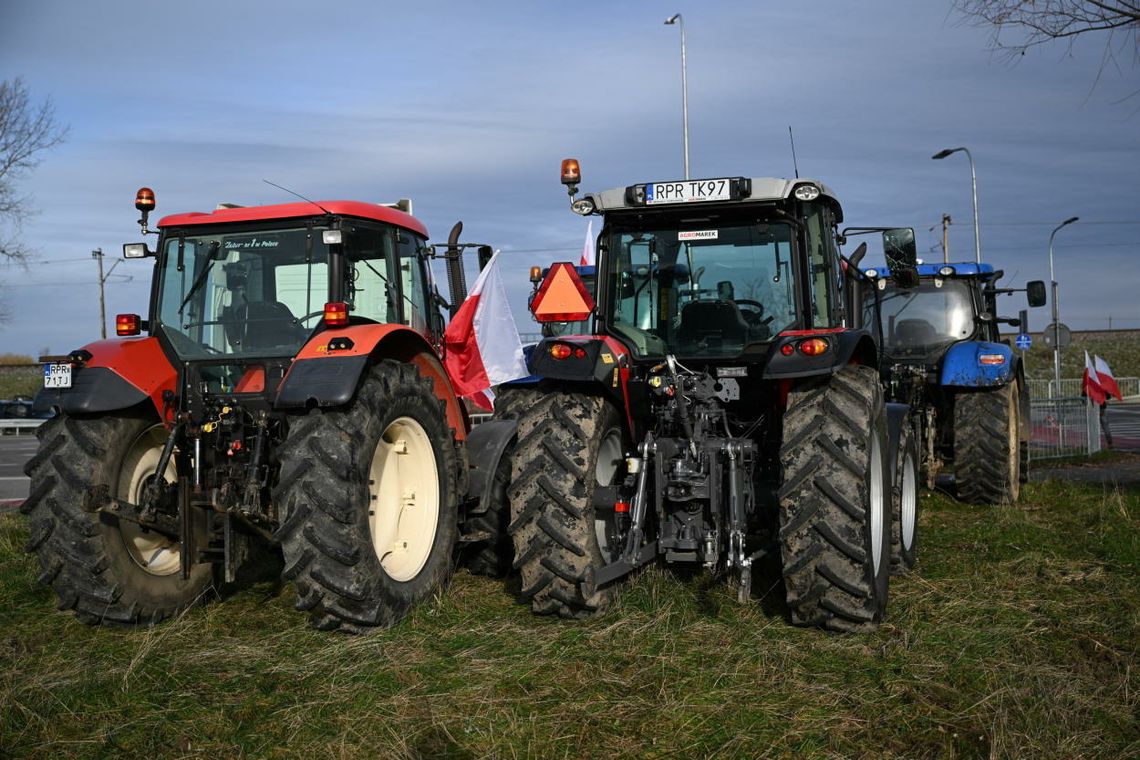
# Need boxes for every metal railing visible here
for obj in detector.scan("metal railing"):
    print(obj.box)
[1027,376,1139,401]
[0,419,45,436]
[1028,397,1103,460]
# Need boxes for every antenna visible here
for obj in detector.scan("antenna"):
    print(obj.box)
[788,126,800,179]
[262,179,332,215]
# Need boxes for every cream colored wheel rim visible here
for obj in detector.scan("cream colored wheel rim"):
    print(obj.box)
[118,425,182,576]
[368,416,440,582]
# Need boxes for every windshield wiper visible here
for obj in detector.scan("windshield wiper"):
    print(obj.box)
[178,240,222,316]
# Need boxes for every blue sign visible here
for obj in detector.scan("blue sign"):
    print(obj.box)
[1015,333,1032,351]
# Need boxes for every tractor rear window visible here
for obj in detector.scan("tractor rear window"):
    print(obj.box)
[605,221,796,358]
[155,227,329,358]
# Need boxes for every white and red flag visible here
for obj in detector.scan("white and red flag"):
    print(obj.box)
[1094,355,1123,401]
[579,219,595,267]
[443,251,529,411]
[1082,351,1107,405]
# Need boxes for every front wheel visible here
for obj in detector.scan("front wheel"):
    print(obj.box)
[890,419,920,574]
[22,414,215,625]
[954,383,1020,504]
[778,365,891,632]
[275,360,458,632]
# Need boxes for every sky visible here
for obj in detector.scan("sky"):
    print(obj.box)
[1,0,1138,358]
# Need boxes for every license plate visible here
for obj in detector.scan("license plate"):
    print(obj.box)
[43,363,72,389]
[646,178,733,205]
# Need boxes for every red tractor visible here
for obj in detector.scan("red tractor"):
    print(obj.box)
[23,189,514,630]
[495,161,920,632]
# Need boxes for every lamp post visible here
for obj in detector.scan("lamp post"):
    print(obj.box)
[1048,216,1079,396]
[664,13,690,180]
[932,147,980,263]
[92,247,124,340]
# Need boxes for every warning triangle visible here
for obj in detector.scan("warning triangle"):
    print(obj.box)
[530,262,595,323]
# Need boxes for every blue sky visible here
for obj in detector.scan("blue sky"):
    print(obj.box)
[1,1,1137,357]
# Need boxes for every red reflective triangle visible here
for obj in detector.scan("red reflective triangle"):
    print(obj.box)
[530,262,595,323]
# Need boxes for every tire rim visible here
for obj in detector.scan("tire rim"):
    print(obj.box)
[118,425,182,577]
[368,416,440,582]
[594,428,624,563]
[901,449,917,552]
[870,431,885,578]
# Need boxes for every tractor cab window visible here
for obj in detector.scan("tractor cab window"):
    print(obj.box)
[870,279,978,359]
[345,224,397,324]
[156,227,329,358]
[803,203,839,328]
[606,219,797,358]
[397,232,431,336]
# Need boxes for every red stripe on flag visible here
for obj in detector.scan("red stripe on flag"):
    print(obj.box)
[442,292,492,398]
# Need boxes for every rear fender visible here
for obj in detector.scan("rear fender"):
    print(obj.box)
[940,341,1014,387]
[276,324,468,440]
[763,329,877,379]
[885,402,912,484]
[37,338,176,421]
[464,419,518,511]
[527,335,634,431]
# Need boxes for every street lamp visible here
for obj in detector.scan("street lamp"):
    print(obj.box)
[932,146,981,264]
[664,13,690,180]
[1048,216,1079,396]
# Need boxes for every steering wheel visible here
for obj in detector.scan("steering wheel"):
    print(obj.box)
[734,299,768,324]
[295,310,326,326]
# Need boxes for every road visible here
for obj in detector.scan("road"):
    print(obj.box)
[1,400,1138,510]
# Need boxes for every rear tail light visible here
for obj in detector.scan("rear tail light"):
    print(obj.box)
[799,338,829,356]
[550,343,573,360]
[116,314,141,336]
[324,301,349,327]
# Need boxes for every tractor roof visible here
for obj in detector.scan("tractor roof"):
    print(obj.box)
[865,262,998,280]
[584,177,843,222]
[157,200,429,237]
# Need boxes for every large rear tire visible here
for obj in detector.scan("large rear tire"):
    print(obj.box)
[778,365,890,632]
[890,419,920,575]
[22,414,214,625]
[508,392,625,619]
[954,383,1020,504]
[275,360,458,632]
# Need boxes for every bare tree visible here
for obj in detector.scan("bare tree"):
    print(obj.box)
[0,78,69,263]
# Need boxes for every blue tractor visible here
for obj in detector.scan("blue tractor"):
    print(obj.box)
[855,258,1047,504]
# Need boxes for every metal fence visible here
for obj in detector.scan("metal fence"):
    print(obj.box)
[1028,397,1103,461]
[1027,376,1139,401]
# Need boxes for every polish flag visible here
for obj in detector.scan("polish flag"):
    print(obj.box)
[579,219,595,267]
[1082,351,1107,405]
[1094,355,1123,401]
[443,251,529,411]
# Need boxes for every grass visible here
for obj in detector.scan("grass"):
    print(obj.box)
[1,479,1138,759]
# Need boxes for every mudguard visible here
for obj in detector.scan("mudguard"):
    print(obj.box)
[276,324,468,440]
[464,419,518,511]
[37,338,176,420]
[940,341,1014,387]
[763,328,877,379]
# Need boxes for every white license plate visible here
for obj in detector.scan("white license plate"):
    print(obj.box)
[646,178,732,205]
[43,363,72,389]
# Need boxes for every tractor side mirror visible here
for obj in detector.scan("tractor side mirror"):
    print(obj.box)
[882,227,919,288]
[477,245,494,271]
[1026,280,1047,307]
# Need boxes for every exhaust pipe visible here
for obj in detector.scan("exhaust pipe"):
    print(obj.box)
[445,221,467,317]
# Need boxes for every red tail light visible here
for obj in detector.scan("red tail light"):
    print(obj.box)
[799,338,829,356]
[116,313,141,336]
[324,301,349,327]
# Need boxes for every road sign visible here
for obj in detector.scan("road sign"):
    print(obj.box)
[1043,322,1071,350]
[1015,333,1032,351]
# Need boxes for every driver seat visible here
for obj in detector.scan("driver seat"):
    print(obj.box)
[676,300,750,346]
[894,318,937,347]
[223,300,305,350]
